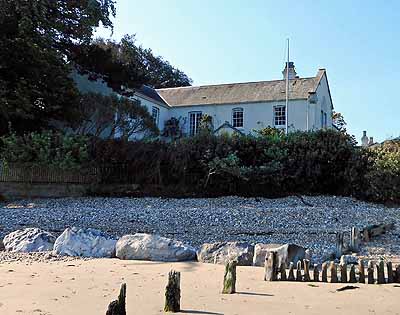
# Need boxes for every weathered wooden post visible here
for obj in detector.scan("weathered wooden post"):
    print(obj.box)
[264,251,277,281]
[395,265,400,283]
[296,260,302,281]
[376,260,385,284]
[350,227,360,252]
[349,265,357,283]
[288,262,295,281]
[329,262,338,283]
[340,262,348,283]
[313,264,319,282]
[106,283,126,315]
[164,270,181,312]
[280,262,287,281]
[335,232,344,258]
[303,259,311,282]
[387,261,393,284]
[358,260,365,284]
[367,261,374,284]
[222,260,237,294]
[321,262,328,282]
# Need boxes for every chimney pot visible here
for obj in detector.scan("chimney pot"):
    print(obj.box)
[282,62,297,80]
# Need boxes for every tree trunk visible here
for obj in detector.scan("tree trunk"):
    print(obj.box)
[222,260,237,294]
[106,283,126,315]
[164,270,181,312]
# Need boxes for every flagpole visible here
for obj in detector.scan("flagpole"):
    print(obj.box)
[285,38,289,135]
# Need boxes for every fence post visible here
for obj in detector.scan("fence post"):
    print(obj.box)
[313,264,319,282]
[296,261,302,281]
[280,262,287,281]
[288,262,295,281]
[222,260,237,294]
[349,265,356,283]
[303,259,311,282]
[321,262,328,282]
[358,260,365,284]
[367,261,374,284]
[376,260,385,284]
[164,270,181,312]
[106,283,126,315]
[340,262,347,283]
[329,262,338,283]
[264,251,277,281]
[387,261,393,284]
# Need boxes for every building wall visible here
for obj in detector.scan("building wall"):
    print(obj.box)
[168,99,316,135]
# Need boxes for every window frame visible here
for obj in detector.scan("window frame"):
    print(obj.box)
[273,105,286,127]
[188,111,202,135]
[232,107,244,128]
[152,106,160,127]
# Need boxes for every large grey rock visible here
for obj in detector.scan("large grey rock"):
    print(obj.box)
[116,233,196,262]
[53,227,117,258]
[253,243,306,267]
[197,242,254,266]
[3,228,55,252]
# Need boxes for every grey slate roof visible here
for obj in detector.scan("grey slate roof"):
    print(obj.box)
[156,70,325,107]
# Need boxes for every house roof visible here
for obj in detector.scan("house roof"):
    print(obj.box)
[156,70,327,107]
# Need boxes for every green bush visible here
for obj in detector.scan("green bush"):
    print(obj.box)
[0,131,89,170]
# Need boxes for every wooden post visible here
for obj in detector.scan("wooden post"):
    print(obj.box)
[106,283,126,315]
[321,262,328,282]
[164,270,181,312]
[313,264,319,282]
[280,262,287,281]
[376,260,385,284]
[329,262,338,283]
[367,261,374,284]
[349,265,357,283]
[296,260,302,281]
[335,232,344,258]
[350,227,360,252]
[358,260,365,284]
[387,261,393,284]
[395,265,400,283]
[303,259,311,282]
[264,251,277,281]
[222,260,237,294]
[288,262,295,281]
[340,263,348,283]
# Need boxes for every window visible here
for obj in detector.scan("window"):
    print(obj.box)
[232,108,244,128]
[152,106,160,127]
[189,111,202,135]
[274,105,286,126]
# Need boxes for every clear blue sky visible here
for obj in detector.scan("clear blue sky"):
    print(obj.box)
[96,0,400,142]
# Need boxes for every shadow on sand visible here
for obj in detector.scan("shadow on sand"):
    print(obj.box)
[181,310,224,315]
[236,291,274,297]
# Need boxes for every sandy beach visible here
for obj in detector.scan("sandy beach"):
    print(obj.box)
[1,258,400,315]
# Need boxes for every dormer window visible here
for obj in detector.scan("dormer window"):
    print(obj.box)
[232,108,244,128]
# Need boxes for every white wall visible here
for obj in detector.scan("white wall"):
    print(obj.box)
[312,74,333,130]
[130,94,169,131]
[168,99,314,135]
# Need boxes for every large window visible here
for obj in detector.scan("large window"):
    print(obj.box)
[152,106,160,127]
[189,111,202,135]
[232,108,244,128]
[274,105,286,127]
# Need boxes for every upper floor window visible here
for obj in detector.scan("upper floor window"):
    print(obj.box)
[232,108,244,128]
[189,111,202,135]
[274,105,286,127]
[152,106,160,127]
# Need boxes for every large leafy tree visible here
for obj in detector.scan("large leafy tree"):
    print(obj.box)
[0,0,116,135]
[73,34,192,91]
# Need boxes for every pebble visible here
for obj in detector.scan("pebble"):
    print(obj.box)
[0,195,399,263]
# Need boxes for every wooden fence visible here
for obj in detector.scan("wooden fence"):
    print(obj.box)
[0,163,99,184]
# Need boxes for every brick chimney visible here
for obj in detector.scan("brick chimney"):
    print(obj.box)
[282,62,297,80]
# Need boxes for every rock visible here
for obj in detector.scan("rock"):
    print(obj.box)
[340,254,359,265]
[3,228,55,252]
[198,241,254,266]
[253,243,306,267]
[53,227,116,258]
[116,233,196,262]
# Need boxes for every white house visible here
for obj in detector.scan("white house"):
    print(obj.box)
[74,62,334,137]
[132,62,334,136]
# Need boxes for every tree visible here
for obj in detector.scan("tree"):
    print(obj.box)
[0,0,116,135]
[332,111,347,132]
[73,35,192,91]
[72,92,159,140]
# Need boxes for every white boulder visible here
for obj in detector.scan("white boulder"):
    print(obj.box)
[3,228,55,252]
[197,242,255,266]
[253,243,306,267]
[53,227,117,258]
[116,233,196,262]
